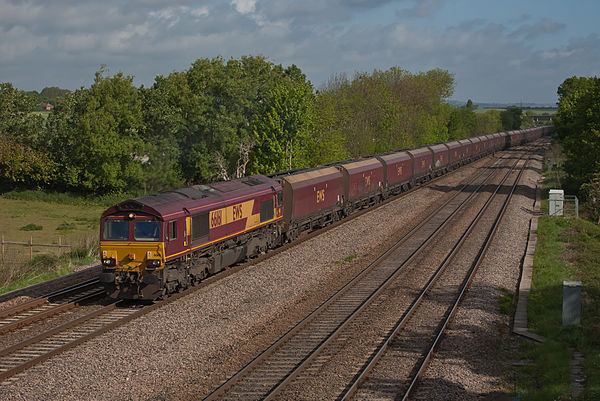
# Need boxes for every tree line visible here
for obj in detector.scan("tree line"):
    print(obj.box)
[554,75,600,221]
[1,56,531,196]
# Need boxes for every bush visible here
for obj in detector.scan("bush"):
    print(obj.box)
[56,221,77,232]
[19,223,42,231]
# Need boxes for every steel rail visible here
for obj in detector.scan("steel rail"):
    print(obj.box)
[203,154,515,401]
[399,155,530,401]
[0,278,101,321]
[0,288,105,335]
[341,152,529,400]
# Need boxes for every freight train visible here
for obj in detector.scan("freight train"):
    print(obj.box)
[99,126,551,299]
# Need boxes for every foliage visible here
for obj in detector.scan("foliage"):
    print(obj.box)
[39,87,71,103]
[19,223,43,231]
[554,76,600,192]
[3,61,514,195]
[500,105,523,130]
[1,188,130,207]
[581,172,600,223]
[295,67,469,167]
[249,76,314,174]
[0,82,44,143]
[0,137,57,186]
[44,67,145,192]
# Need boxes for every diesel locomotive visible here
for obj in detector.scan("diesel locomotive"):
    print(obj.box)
[99,126,551,299]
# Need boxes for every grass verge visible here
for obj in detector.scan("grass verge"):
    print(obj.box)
[0,240,98,295]
[515,216,600,400]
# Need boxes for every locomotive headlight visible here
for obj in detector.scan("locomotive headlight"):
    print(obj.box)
[147,259,162,268]
[102,257,116,267]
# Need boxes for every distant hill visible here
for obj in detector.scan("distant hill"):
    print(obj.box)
[448,99,556,109]
[25,87,71,107]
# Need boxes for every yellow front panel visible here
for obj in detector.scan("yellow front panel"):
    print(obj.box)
[100,241,165,272]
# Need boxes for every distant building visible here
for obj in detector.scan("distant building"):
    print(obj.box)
[40,102,54,111]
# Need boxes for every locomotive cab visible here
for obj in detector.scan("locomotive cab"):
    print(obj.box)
[100,211,166,299]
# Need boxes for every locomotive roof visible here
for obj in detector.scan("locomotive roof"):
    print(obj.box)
[102,175,280,219]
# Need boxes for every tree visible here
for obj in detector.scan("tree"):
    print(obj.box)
[39,87,71,103]
[0,82,44,144]
[249,80,313,174]
[500,106,523,130]
[555,76,600,190]
[143,56,313,182]
[0,137,56,187]
[44,68,145,192]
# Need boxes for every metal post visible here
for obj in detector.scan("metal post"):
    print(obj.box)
[563,281,582,325]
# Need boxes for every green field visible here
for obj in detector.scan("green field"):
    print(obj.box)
[0,192,110,265]
[0,191,128,292]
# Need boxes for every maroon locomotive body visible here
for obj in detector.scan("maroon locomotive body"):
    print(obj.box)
[100,175,282,299]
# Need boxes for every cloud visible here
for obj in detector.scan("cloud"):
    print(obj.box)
[511,18,565,39]
[232,0,256,14]
[0,0,598,104]
[396,0,444,18]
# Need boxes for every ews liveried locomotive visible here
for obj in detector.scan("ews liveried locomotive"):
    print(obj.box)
[99,126,551,299]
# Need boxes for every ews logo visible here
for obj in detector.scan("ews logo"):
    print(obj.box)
[316,189,325,203]
[232,204,243,221]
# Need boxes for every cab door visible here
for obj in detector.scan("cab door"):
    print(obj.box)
[183,208,191,251]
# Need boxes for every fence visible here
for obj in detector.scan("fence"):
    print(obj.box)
[1,234,72,265]
[564,195,579,218]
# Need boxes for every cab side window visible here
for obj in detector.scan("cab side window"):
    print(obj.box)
[192,212,209,241]
[168,220,177,241]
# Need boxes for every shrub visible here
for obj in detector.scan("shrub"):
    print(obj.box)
[19,223,42,231]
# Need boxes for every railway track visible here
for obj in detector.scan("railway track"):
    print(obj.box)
[0,278,105,335]
[0,150,496,385]
[0,286,189,384]
[202,149,530,400]
[0,148,520,387]
[344,153,530,400]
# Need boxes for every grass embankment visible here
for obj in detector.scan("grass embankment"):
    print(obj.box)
[514,144,599,400]
[0,189,130,294]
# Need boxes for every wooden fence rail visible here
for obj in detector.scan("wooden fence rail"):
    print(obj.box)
[1,234,72,264]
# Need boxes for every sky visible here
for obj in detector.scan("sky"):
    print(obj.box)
[1,0,599,104]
